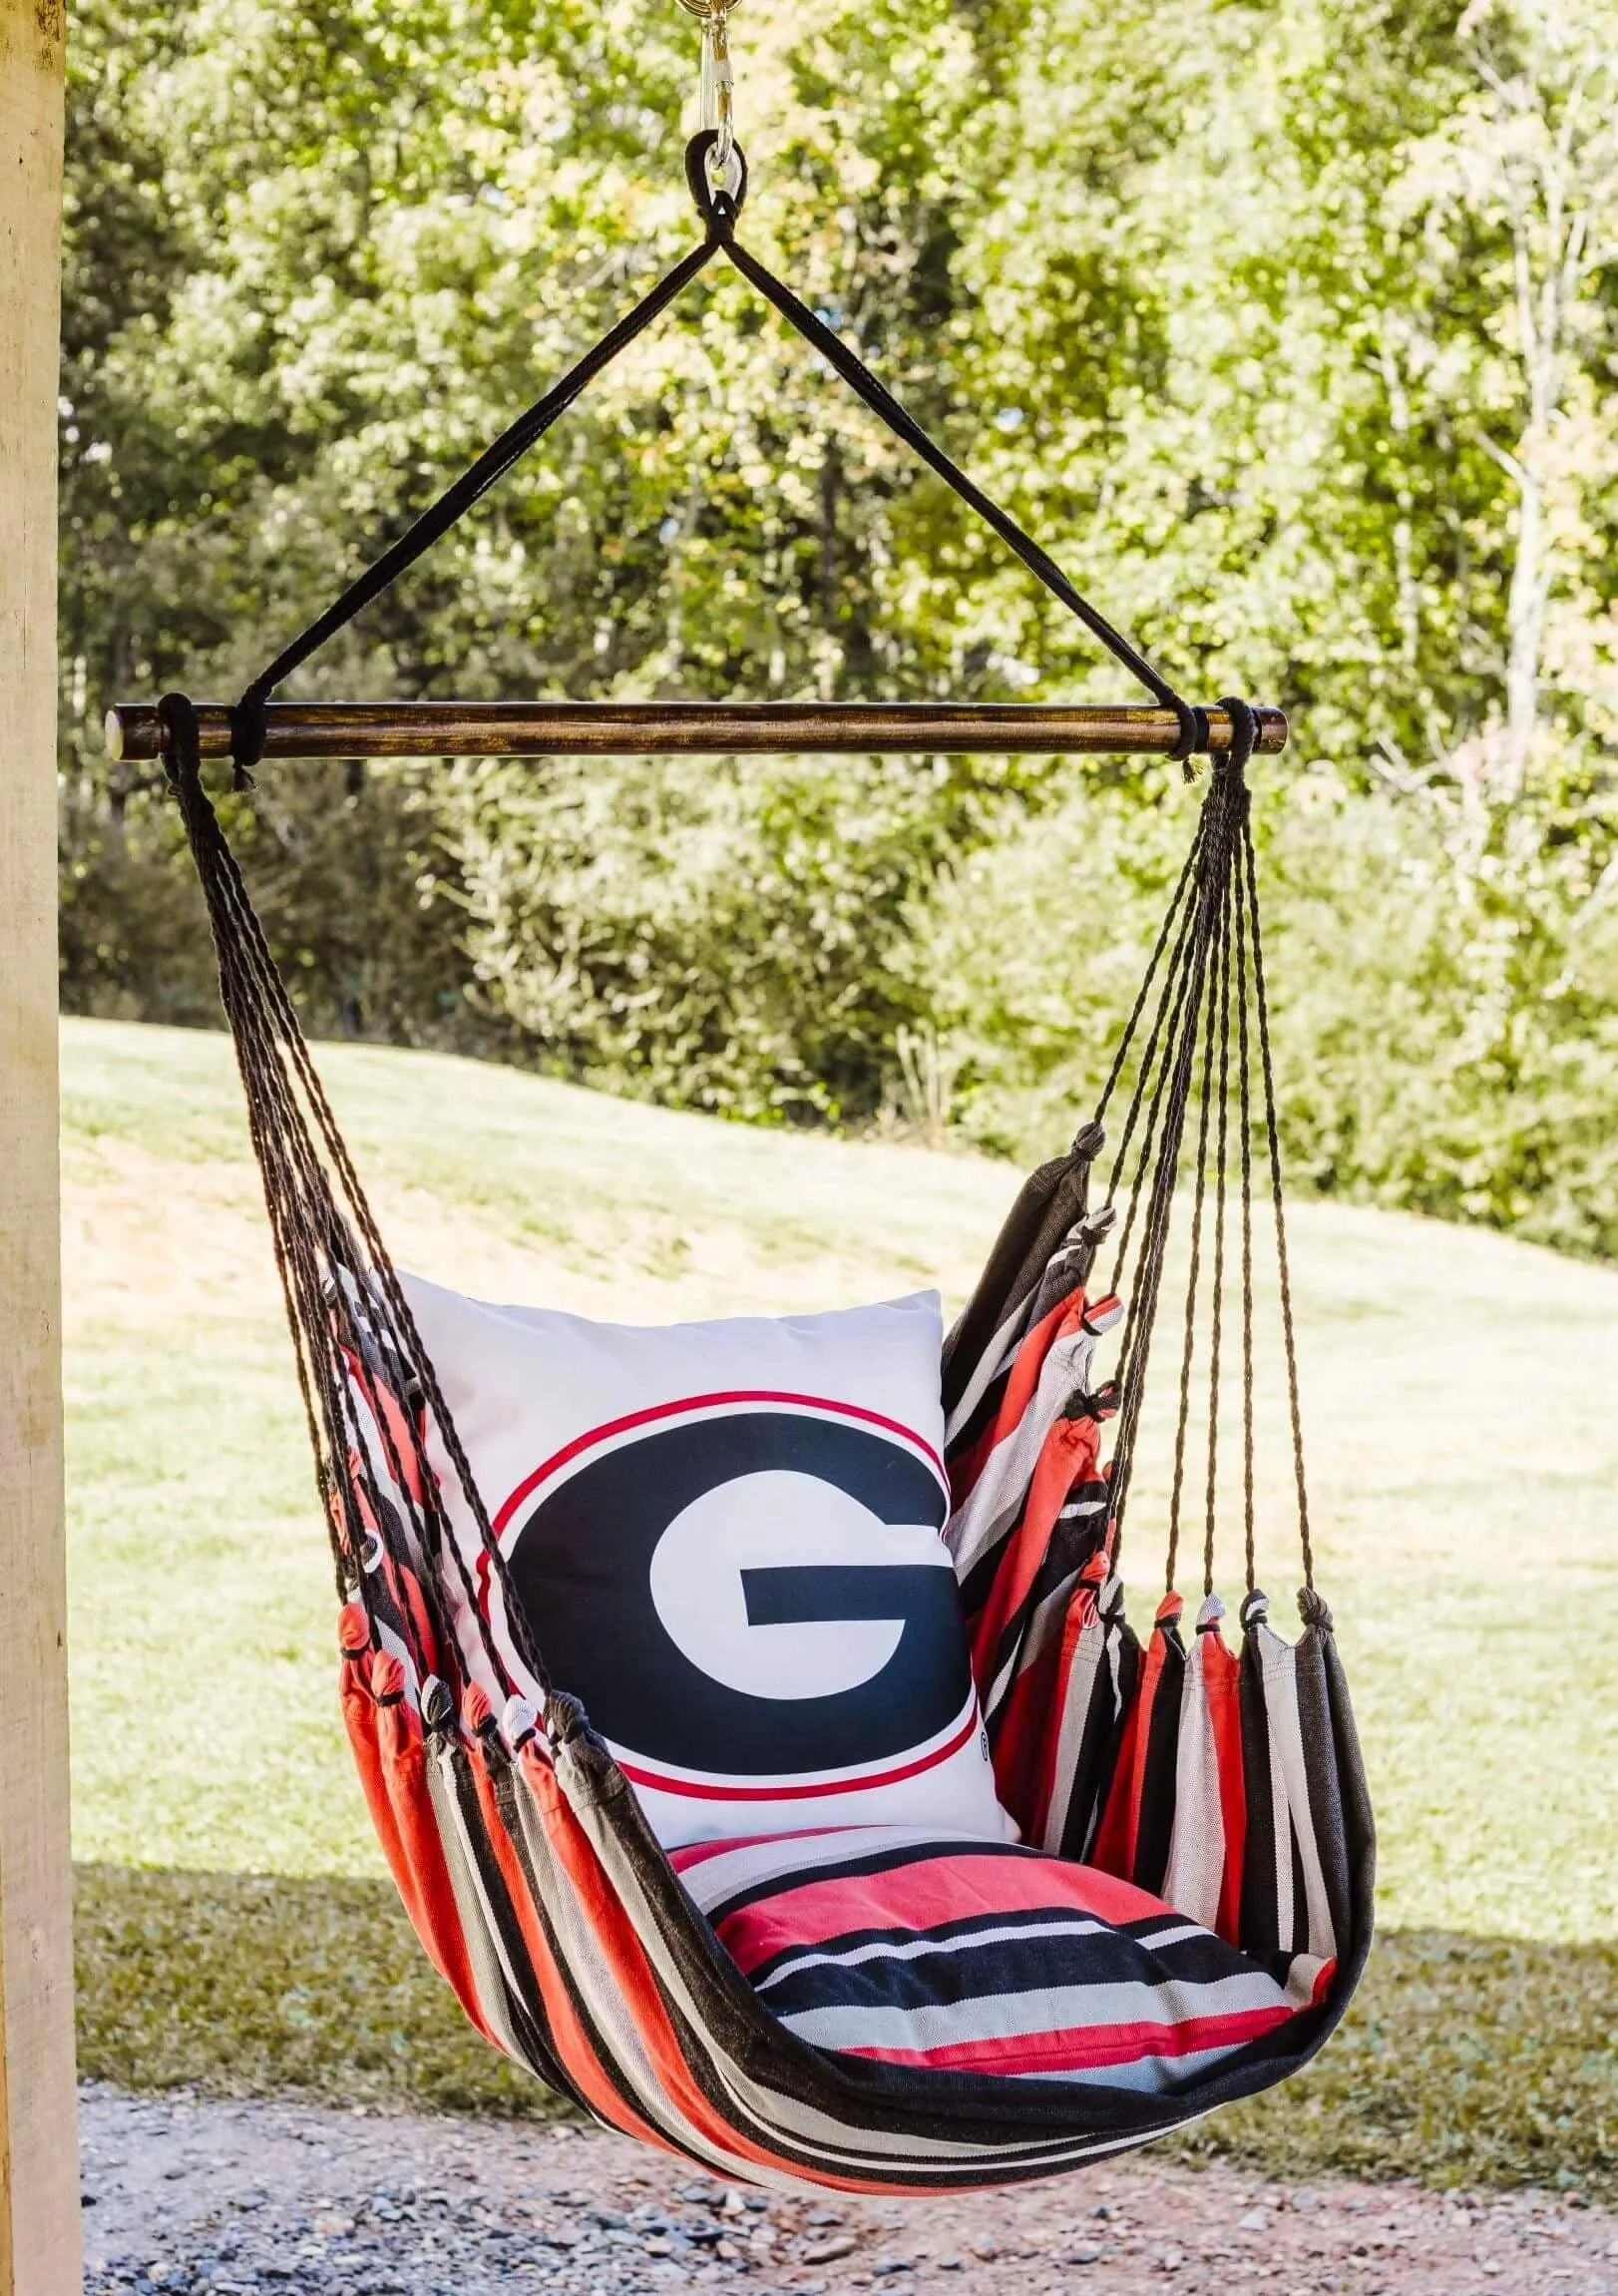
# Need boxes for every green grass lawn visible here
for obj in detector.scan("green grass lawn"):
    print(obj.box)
[62,1015,1618,2190]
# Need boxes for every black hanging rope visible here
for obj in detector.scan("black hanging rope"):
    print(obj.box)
[1243,801,1314,1589]
[1202,859,1234,1599]
[1086,689,1319,1609]
[160,692,558,1704]
[227,133,1207,774]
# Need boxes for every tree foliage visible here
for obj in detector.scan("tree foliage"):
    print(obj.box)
[59,0,1618,1246]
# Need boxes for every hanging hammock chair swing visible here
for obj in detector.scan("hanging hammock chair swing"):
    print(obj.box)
[125,21,1373,2196]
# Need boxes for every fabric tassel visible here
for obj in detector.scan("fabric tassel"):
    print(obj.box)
[1160,1594,1246,1940]
[1237,1591,1341,1992]
[1036,1569,1138,1858]
[370,1666,503,2048]
[1091,1591,1186,1893]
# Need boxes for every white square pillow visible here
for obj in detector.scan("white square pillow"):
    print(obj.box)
[396,1276,1016,1852]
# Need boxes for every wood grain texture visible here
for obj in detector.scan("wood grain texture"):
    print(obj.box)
[106,698,1290,763]
[0,1,79,2290]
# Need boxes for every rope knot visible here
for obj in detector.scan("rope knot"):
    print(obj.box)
[1216,696,1259,783]
[1297,1585,1334,1633]
[156,690,202,797]
[685,131,748,240]
[230,688,268,788]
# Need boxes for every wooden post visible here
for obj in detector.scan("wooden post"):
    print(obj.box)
[0,4,79,2294]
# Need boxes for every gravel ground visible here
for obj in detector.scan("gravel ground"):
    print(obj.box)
[80,2085,1618,2296]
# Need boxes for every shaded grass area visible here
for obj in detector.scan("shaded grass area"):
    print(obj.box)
[77,1865,1618,2198]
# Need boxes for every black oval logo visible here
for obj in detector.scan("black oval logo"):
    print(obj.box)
[496,1400,972,1783]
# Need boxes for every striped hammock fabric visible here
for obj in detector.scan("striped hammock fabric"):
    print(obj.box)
[166,705,1375,2192]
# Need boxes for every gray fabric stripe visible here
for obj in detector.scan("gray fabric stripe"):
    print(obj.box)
[504,1757,742,2165]
[422,1739,531,2070]
[1293,1621,1352,1956]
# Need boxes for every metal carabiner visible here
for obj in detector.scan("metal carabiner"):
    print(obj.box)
[675,0,743,200]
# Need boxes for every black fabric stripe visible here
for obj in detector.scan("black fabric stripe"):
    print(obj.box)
[696,1833,1042,1927]
[942,1144,1097,1422]
[736,1896,1256,1998]
[1130,1627,1185,1898]
[441,1738,574,2092]
[1238,1636,1280,1958]
[756,1926,1272,2022]
[947,1352,1024,1480]
[958,1492,1027,1627]
[753,1906,1271,2005]
[1061,1625,1139,1863]
[1293,1623,1351,1954]
[1024,1228,1101,1331]
[1322,1626,1377,1939]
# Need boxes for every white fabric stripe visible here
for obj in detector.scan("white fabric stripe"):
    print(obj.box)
[1282,1952,1333,2009]
[506,1759,757,2170]
[1266,1662,1295,1951]
[778,1966,1297,2058]
[751,1914,1112,1992]
[1162,1634,1224,1931]
[1016,1571,1083,1680]
[421,1745,531,2070]
[1038,1604,1109,1854]
[1012,2037,1248,2092]
[944,1299,1030,1451]
[1132,1921,1210,1952]
[945,1327,1100,1579]
[677,1824,995,1918]
[1256,1624,1338,1962]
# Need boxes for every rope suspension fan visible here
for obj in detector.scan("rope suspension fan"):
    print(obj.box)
[135,3,1372,2194]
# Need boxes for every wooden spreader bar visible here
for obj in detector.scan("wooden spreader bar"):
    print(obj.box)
[107,698,1288,764]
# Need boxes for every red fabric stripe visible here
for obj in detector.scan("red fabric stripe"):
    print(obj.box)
[709,1847,1176,1972]
[832,2000,1300,2076]
[619,1705,980,1803]
[669,1829,847,1875]
[969,1408,1103,1692]
[1202,1630,1247,1944]
[987,1637,1065,1838]
[947,1287,1083,1508]
[494,1392,946,1537]
[338,1645,408,1897]
[372,1690,502,2049]
[339,1344,426,1504]
[518,1748,912,2192]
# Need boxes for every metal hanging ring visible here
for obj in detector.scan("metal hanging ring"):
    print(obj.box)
[685,130,749,234]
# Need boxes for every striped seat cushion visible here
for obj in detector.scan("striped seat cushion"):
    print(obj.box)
[672,1826,1334,2093]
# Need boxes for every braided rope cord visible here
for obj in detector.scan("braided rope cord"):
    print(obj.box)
[1162,856,1223,1593]
[1091,682,1318,1605]
[162,696,555,1702]
[1202,860,1234,1598]
[1233,808,1258,1591]
[1242,803,1314,1588]
[1104,762,1241,1558]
